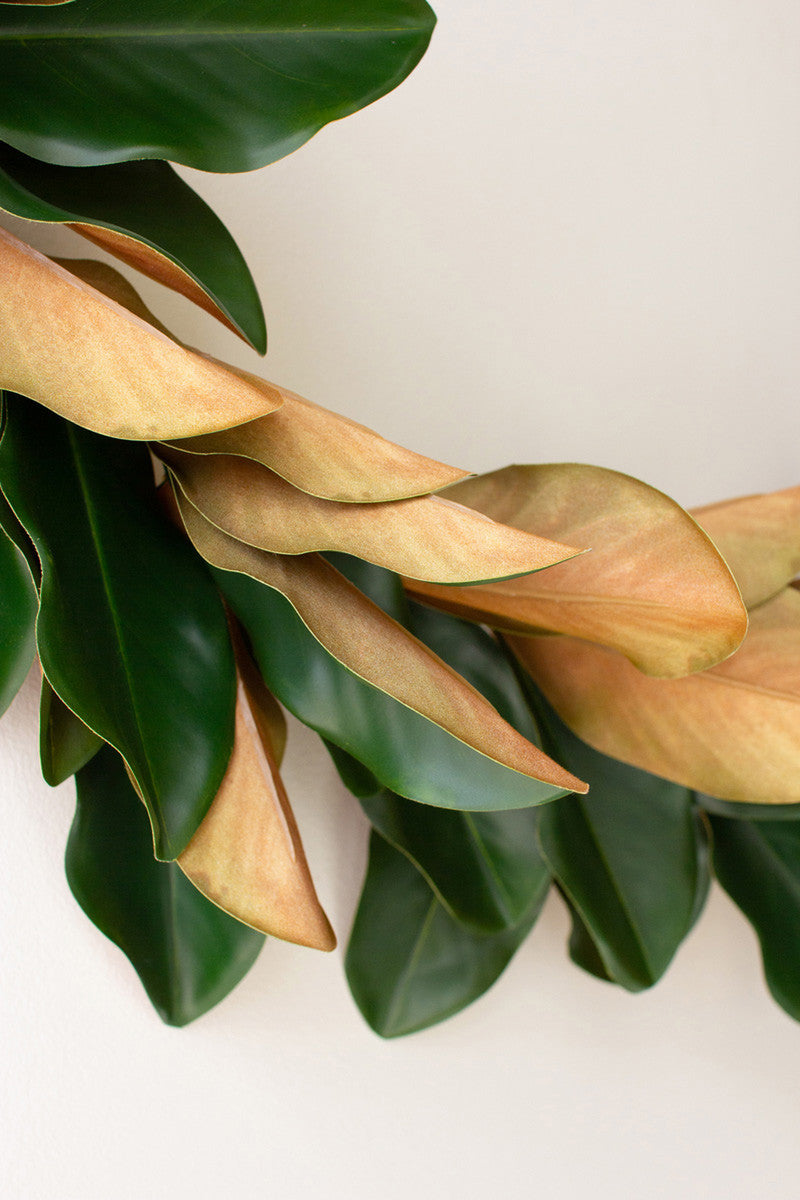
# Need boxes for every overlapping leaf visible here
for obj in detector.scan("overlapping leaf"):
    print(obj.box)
[175,490,586,811]
[407,464,747,677]
[39,677,102,787]
[346,831,547,1038]
[0,395,236,858]
[0,144,266,350]
[0,0,436,171]
[0,513,36,714]
[0,229,278,438]
[67,745,264,1027]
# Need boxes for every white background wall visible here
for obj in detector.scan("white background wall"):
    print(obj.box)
[3,1,800,1196]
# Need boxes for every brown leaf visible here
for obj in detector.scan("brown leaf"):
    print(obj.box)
[175,488,587,797]
[511,587,800,806]
[0,230,278,438]
[406,464,747,677]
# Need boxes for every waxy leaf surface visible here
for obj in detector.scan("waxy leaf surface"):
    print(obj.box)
[512,586,800,806]
[0,144,266,350]
[39,676,102,787]
[0,513,36,714]
[346,831,547,1037]
[68,745,264,1027]
[0,229,277,438]
[409,464,747,677]
[176,492,586,810]
[0,0,435,171]
[0,397,236,858]
[163,448,581,584]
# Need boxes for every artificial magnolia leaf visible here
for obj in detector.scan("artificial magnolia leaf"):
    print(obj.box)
[528,684,707,990]
[512,586,800,806]
[407,464,747,677]
[562,894,613,984]
[165,373,469,504]
[0,514,36,715]
[67,745,264,1027]
[0,0,435,171]
[0,144,266,351]
[175,490,586,810]
[39,676,102,787]
[0,228,278,438]
[692,485,800,610]
[163,449,582,584]
[346,831,547,1037]
[709,815,800,1023]
[0,396,236,858]
[0,477,39,586]
[178,647,335,951]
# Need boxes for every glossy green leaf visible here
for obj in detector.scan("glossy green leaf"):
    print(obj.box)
[39,676,102,786]
[0,395,236,858]
[346,831,547,1037]
[528,682,708,991]
[0,144,266,351]
[709,815,800,1022]
[0,0,436,171]
[67,744,264,1026]
[0,510,36,714]
[562,893,613,984]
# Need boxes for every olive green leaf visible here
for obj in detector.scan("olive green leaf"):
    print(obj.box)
[0,0,436,171]
[176,493,586,810]
[0,395,236,859]
[527,682,708,990]
[346,831,548,1037]
[408,464,747,677]
[0,144,266,351]
[67,744,264,1027]
[709,815,800,1022]
[0,505,37,714]
[39,676,102,787]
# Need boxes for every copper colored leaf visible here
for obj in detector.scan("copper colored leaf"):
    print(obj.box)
[407,464,747,677]
[161,448,582,585]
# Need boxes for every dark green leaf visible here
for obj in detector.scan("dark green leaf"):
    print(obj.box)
[39,676,102,786]
[0,395,236,858]
[0,144,266,352]
[709,815,800,1023]
[67,744,264,1026]
[562,893,613,983]
[346,831,547,1037]
[0,0,436,171]
[0,510,36,714]
[700,793,800,822]
[527,680,707,991]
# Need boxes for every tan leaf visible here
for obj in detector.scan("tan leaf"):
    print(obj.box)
[692,485,800,610]
[0,229,279,438]
[511,587,800,806]
[175,488,587,797]
[406,464,747,677]
[178,646,335,950]
[159,447,582,585]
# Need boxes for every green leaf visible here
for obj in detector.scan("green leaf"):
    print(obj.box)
[528,681,707,990]
[346,831,547,1037]
[67,744,264,1026]
[39,676,102,786]
[562,893,613,983]
[0,508,36,714]
[0,144,266,352]
[0,0,436,171]
[0,395,236,858]
[700,794,800,822]
[709,815,800,1023]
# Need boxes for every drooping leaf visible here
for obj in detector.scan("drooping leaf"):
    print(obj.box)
[0,0,436,171]
[39,676,102,786]
[0,144,266,351]
[512,586,800,807]
[67,744,264,1027]
[0,508,36,714]
[0,473,39,585]
[561,893,613,984]
[346,831,547,1037]
[0,396,236,858]
[709,815,800,1023]
[178,637,335,950]
[175,490,586,811]
[407,464,747,677]
[526,682,707,990]
[163,449,581,584]
[0,229,278,438]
